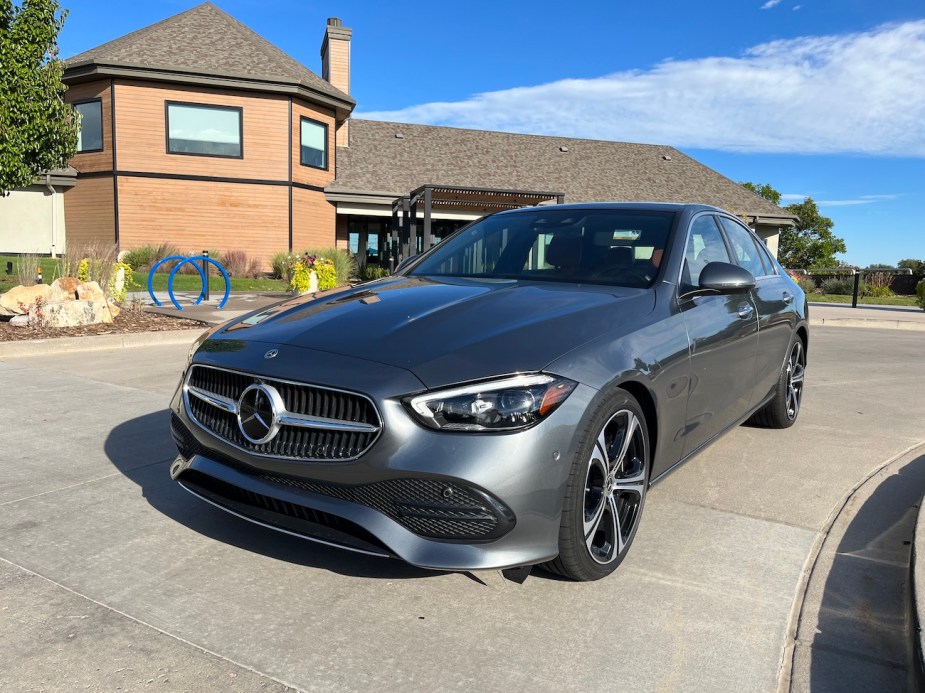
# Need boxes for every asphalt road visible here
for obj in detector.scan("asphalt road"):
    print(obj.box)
[1,327,923,692]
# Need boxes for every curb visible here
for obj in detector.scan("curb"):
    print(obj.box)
[809,317,925,331]
[776,442,925,692]
[913,492,925,683]
[0,329,202,359]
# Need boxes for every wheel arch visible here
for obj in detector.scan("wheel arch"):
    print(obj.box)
[618,380,658,479]
[797,324,809,358]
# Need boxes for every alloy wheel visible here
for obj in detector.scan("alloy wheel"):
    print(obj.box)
[583,409,647,564]
[786,341,805,421]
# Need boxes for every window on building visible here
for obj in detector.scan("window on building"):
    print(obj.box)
[74,100,103,153]
[167,102,242,157]
[300,117,328,169]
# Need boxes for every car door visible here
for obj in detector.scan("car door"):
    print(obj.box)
[717,216,795,406]
[678,214,759,458]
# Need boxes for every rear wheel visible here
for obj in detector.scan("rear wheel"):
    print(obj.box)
[750,337,806,429]
[544,390,649,581]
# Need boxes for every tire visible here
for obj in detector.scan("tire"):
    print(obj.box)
[750,337,806,429]
[543,389,650,581]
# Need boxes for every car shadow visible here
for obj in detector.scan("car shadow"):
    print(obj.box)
[104,409,444,581]
[807,452,925,690]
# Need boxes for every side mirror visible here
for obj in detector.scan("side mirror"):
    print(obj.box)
[698,262,756,294]
[393,255,418,274]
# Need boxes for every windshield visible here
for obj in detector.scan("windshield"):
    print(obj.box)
[408,208,675,288]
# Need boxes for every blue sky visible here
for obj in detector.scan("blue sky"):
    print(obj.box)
[58,1,925,267]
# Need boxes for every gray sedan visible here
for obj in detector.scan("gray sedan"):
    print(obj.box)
[169,203,808,581]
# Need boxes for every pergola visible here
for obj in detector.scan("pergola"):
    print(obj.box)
[389,184,565,267]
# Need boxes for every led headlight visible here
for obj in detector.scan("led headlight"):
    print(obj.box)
[404,374,577,432]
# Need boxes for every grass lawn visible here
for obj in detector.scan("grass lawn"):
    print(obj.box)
[808,293,920,307]
[136,271,288,293]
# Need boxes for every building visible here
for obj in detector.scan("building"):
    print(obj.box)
[56,2,794,266]
[0,169,75,257]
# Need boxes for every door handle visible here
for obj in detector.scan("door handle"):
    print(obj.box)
[738,303,754,319]
[782,291,794,305]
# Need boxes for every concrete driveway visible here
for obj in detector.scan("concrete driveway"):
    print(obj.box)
[1,327,923,691]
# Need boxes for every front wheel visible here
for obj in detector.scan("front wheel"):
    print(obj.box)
[544,390,650,581]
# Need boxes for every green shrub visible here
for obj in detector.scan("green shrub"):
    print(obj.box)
[303,247,356,286]
[865,285,895,299]
[288,256,337,293]
[270,252,293,281]
[360,265,391,281]
[820,276,861,295]
[795,277,816,294]
[315,258,337,290]
[120,245,158,271]
[916,280,925,311]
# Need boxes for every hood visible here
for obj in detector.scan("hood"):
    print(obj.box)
[213,277,655,389]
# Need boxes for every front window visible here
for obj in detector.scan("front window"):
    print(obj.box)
[167,102,242,157]
[300,117,328,169]
[718,217,769,277]
[408,208,675,288]
[74,100,102,153]
[683,216,731,286]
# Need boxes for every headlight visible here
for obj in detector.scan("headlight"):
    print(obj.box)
[404,374,577,432]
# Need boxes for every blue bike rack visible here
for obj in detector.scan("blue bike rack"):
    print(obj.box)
[148,255,231,311]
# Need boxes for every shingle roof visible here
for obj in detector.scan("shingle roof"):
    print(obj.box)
[64,2,353,110]
[331,120,792,221]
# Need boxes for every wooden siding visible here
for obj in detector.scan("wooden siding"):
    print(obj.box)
[114,81,289,181]
[292,187,336,250]
[66,81,113,173]
[118,177,288,264]
[63,176,116,247]
[291,100,337,189]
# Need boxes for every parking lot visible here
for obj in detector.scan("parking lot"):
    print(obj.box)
[1,326,924,691]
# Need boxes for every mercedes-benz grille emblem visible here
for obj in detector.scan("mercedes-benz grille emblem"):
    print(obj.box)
[237,383,281,444]
[264,349,278,359]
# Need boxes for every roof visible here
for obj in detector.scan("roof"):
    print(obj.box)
[63,3,354,115]
[330,120,794,223]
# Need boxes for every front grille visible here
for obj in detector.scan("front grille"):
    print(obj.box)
[179,469,391,555]
[184,364,381,461]
[256,472,514,542]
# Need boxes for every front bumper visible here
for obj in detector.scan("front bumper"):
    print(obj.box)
[169,342,595,571]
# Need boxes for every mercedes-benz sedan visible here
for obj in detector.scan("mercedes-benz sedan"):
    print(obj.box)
[169,203,808,581]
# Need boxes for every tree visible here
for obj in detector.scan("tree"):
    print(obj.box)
[0,0,77,195]
[779,197,846,269]
[740,182,847,269]
[897,258,925,283]
[740,181,781,206]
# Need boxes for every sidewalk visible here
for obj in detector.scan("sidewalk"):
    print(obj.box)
[132,290,290,326]
[809,301,925,331]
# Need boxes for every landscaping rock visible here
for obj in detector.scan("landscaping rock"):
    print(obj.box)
[9,314,29,327]
[51,277,80,298]
[0,284,53,314]
[29,299,116,328]
[76,281,107,302]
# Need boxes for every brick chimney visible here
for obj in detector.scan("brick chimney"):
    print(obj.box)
[321,17,352,147]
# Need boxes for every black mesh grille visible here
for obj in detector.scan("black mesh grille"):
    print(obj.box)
[179,469,390,554]
[256,473,511,541]
[185,365,380,461]
[171,412,202,459]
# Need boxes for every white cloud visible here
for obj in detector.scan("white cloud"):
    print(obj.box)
[359,21,925,157]
[781,193,900,206]
[761,0,782,9]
